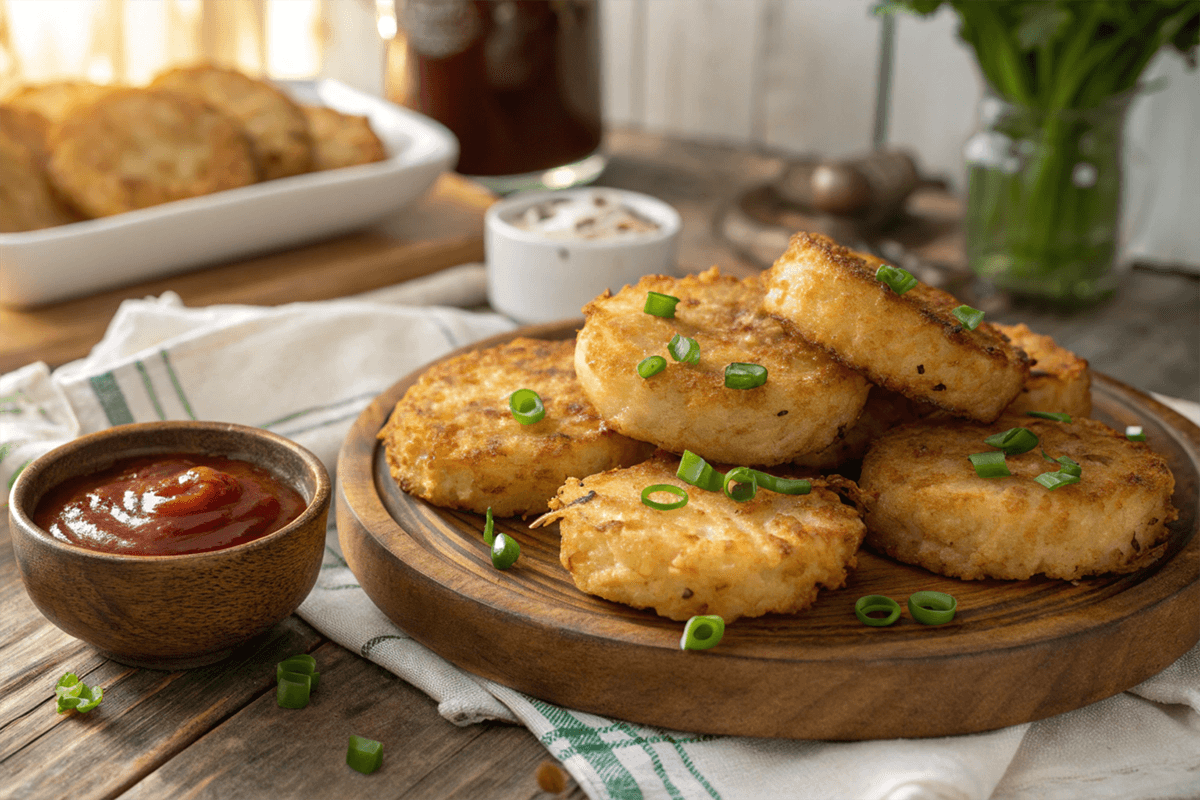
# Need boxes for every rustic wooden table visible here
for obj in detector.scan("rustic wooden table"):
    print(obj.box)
[2,128,1197,800]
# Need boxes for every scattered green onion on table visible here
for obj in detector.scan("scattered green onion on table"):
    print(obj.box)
[855,595,901,627]
[908,591,958,625]
[347,735,383,774]
[55,673,103,714]
[491,533,521,569]
[680,615,725,650]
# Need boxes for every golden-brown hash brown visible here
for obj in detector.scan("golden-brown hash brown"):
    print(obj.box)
[152,65,313,180]
[3,80,115,123]
[762,232,1029,423]
[46,88,257,217]
[859,415,1176,581]
[574,268,870,467]
[0,105,51,165]
[536,453,866,622]
[379,337,654,517]
[0,129,79,232]
[792,386,937,470]
[996,323,1092,419]
[302,105,387,171]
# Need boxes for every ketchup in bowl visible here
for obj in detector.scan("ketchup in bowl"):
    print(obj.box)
[33,453,306,556]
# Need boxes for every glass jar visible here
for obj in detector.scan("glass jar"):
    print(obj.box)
[963,91,1133,306]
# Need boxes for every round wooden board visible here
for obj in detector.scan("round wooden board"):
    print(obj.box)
[336,321,1200,740]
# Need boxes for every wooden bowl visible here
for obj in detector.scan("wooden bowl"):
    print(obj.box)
[8,421,330,669]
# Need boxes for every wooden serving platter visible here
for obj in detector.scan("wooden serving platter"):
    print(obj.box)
[336,322,1200,740]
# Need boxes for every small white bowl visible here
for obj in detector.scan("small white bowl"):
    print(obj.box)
[485,187,681,324]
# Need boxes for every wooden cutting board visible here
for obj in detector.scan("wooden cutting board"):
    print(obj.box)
[336,323,1200,740]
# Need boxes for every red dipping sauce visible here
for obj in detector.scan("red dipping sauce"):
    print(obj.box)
[33,453,307,556]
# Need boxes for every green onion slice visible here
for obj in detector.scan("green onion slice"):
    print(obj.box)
[749,470,812,496]
[641,484,689,510]
[724,362,768,390]
[483,507,495,546]
[55,673,103,714]
[277,654,319,691]
[680,615,725,651]
[668,333,700,364]
[277,674,311,709]
[509,389,546,425]
[491,533,521,569]
[968,451,1010,478]
[1126,425,1146,441]
[951,305,985,330]
[637,355,667,379]
[1027,411,1072,423]
[644,291,681,318]
[1055,456,1082,477]
[676,450,725,493]
[908,591,957,625]
[1034,471,1081,490]
[875,264,918,295]
[855,595,901,627]
[346,735,383,775]
[983,426,1039,455]
[723,467,758,502]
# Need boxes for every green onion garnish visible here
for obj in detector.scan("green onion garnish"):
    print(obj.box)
[950,305,985,330]
[1027,411,1072,423]
[277,673,311,708]
[509,389,545,425]
[668,333,700,364]
[855,595,901,627]
[55,673,103,714]
[637,355,667,378]
[277,654,319,691]
[875,264,918,295]
[346,735,383,774]
[907,591,957,625]
[680,615,725,650]
[644,291,681,318]
[641,484,688,510]
[1055,456,1082,477]
[984,426,1039,455]
[723,467,758,502]
[724,362,767,390]
[1126,425,1146,441]
[750,470,811,495]
[1034,471,1081,490]
[676,450,725,493]
[483,507,495,546]
[491,533,521,569]
[968,451,1010,478]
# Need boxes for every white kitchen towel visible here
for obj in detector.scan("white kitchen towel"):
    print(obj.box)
[2,276,1197,800]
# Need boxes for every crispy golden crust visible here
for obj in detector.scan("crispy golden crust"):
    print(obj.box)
[762,232,1029,422]
[3,80,116,123]
[152,65,313,180]
[379,337,654,517]
[538,453,866,621]
[792,386,938,470]
[996,323,1092,419]
[0,128,80,232]
[860,416,1177,581]
[45,88,257,217]
[575,267,870,467]
[302,105,387,170]
[0,105,51,164]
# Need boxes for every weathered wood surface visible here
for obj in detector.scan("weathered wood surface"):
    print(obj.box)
[337,324,1200,741]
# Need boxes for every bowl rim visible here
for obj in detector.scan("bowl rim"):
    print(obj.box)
[484,186,682,249]
[8,420,331,563]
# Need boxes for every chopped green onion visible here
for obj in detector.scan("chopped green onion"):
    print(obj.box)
[984,427,1039,455]
[509,389,545,425]
[491,533,521,569]
[346,735,383,774]
[643,291,681,318]
[875,264,918,295]
[1027,411,1072,423]
[724,362,768,390]
[968,451,1010,478]
[749,470,811,496]
[855,595,901,627]
[680,615,725,650]
[1034,471,1081,490]
[277,655,319,691]
[908,591,957,625]
[483,507,495,546]
[1055,456,1082,477]
[668,333,700,364]
[637,355,667,378]
[641,484,688,511]
[277,674,311,708]
[951,305,985,330]
[55,673,103,714]
[723,467,758,502]
[1126,425,1146,441]
[676,450,725,493]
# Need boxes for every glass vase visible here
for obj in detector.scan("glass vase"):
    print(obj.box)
[963,91,1133,306]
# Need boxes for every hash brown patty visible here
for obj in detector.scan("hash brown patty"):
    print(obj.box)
[996,323,1092,419]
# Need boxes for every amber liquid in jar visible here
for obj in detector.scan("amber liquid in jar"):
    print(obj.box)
[389,0,602,178]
